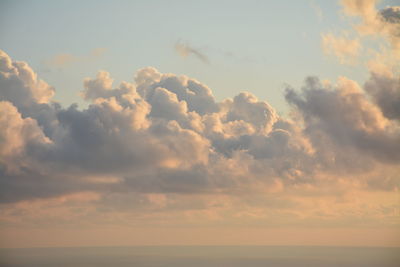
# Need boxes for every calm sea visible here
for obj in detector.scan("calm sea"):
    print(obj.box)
[0,246,399,267]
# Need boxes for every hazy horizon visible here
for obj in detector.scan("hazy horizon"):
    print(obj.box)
[1,246,400,267]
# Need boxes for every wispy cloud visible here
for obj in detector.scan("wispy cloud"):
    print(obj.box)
[45,47,107,67]
[310,1,323,21]
[340,0,400,57]
[321,33,361,64]
[321,1,400,66]
[174,41,210,64]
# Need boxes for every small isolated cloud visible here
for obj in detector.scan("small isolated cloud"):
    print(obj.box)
[90,47,107,57]
[310,1,323,21]
[47,53,76,67]
[321,33,361,64]
[45,47,107,68]
[174,41,209,64]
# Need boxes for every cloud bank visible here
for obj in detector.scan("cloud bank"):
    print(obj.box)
[1,4,400,230]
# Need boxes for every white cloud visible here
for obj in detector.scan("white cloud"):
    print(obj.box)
[0,49,399,230]
[0,50,54,105]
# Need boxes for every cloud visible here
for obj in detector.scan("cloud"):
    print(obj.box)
[380,6,400,23]
[45,47,107,68]
[340,0,377,17]
[0,49,399,231]
[89,47,107,57]
[321,33,361,64]
[285,76,400,166]
[135,67,218,115]
[322,1,400,65]
[364,70,400,120]
[47,53,75,67]
[0,50,55,105]
[310,1,323,21]
[175,41,210,64]
[0,101,51,173]
[340,0,400,56]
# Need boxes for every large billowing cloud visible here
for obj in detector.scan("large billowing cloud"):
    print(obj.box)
[288,76,399,155]
[0,48,399,229]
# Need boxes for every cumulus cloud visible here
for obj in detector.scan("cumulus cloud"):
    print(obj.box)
[285,76,400,167]
[364,70,400,120]
[0,101,51,173]
[0,50,54,105]
[0,49,399,231]
[175,41,210,64]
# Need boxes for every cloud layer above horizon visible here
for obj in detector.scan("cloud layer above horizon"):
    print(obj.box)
[0,46,399,229]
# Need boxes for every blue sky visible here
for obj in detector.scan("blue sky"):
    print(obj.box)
[2,0,395,112]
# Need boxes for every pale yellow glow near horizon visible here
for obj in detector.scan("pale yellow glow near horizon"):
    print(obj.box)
[1,227,399,248]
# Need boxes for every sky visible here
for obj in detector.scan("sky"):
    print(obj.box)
[0,0,399,248]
